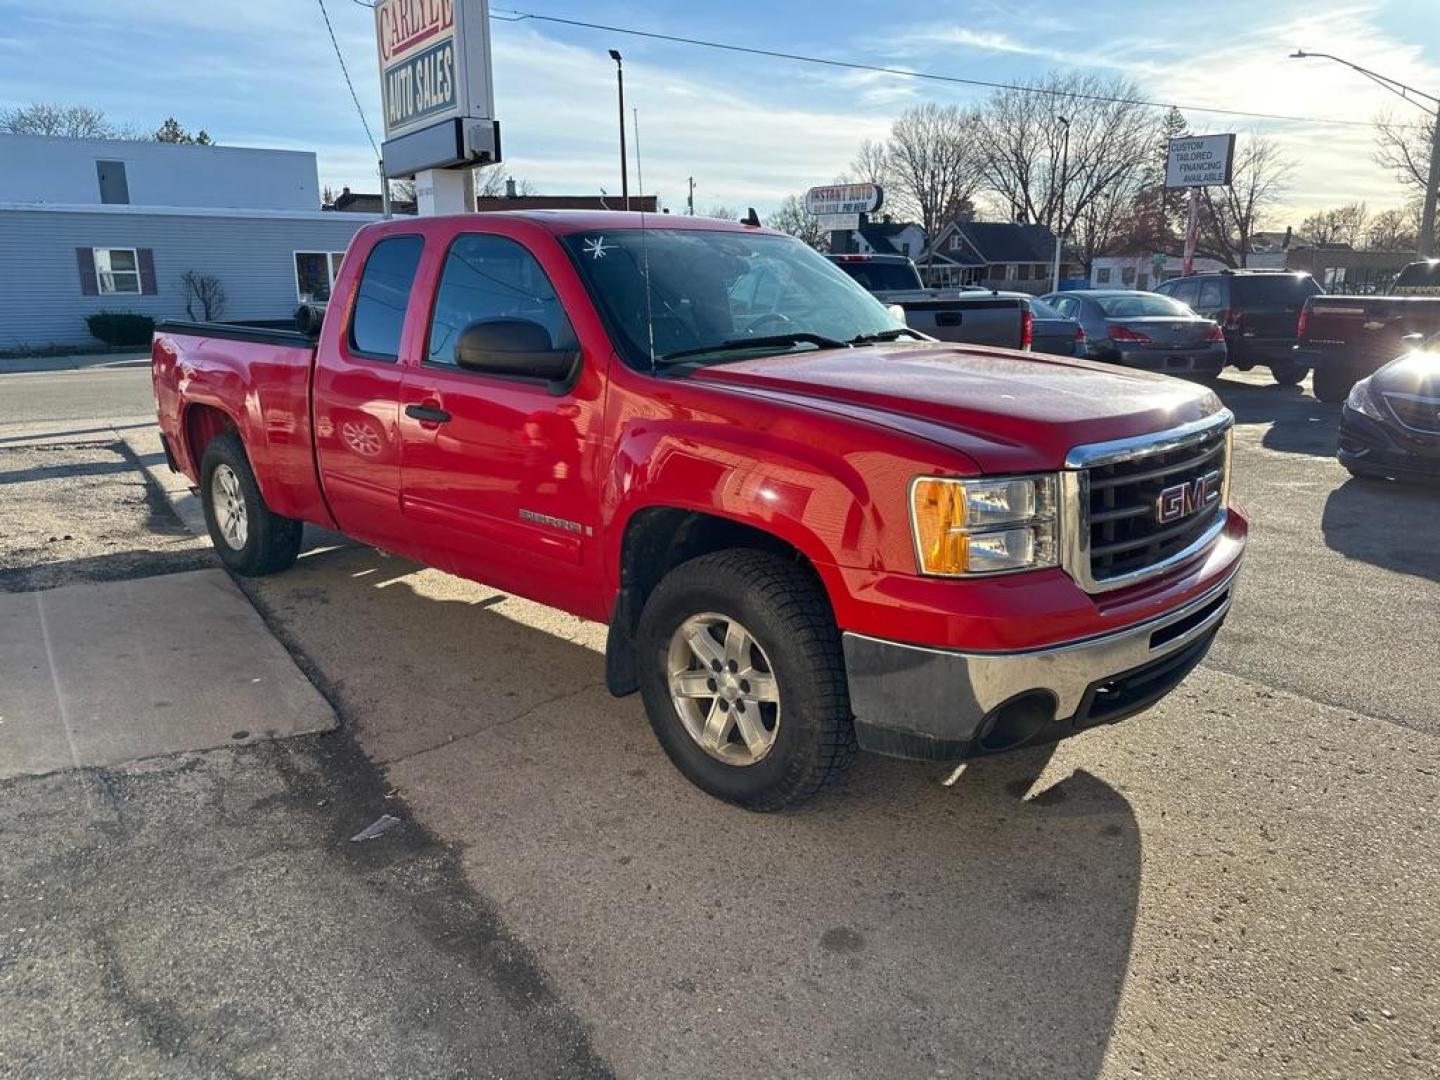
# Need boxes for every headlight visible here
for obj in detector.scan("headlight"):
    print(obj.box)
[910,475,1058,576]
[1346,377,1383,420]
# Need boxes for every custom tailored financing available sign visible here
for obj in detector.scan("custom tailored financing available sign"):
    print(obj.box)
[374,0,496,139]
[1165,134,1236,188]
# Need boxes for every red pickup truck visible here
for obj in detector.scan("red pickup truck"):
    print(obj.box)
[152,211,1246,810]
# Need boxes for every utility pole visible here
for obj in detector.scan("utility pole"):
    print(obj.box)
[687,177,695,215]
[1291,50,1440,258]
[608,49,629,210]
[633,107,644,208]
[1050,116,1070,292]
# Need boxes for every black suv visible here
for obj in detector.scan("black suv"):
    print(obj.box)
[1154,269,1323,385]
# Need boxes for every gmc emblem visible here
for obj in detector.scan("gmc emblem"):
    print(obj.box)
[1155,470,1221,525]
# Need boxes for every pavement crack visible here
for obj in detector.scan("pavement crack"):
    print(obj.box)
[378,681,608,767]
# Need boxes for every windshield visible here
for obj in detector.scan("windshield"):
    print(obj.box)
[1094,293,1194,318]
[831,260,925,292]
[561,228,900,367]
[1028,297,1065,320]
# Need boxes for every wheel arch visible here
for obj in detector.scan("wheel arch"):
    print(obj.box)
[603,505,838,697]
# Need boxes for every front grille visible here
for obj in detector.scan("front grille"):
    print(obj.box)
[1384,393,1440,435]
[1084,424,1228,584]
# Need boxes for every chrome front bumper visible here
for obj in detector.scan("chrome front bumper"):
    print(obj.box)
[842,568,1238,762]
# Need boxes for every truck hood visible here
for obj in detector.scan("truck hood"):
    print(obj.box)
[688,342,1222,473]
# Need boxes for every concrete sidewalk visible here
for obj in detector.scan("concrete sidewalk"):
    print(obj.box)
[0,352,149,375]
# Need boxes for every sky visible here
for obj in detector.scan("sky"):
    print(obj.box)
[1,0,1436,227]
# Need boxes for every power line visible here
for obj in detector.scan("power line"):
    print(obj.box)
[317,0,379,157]
[491,7,1382,130]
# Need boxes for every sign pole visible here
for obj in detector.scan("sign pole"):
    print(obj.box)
[1182,186,1200,276]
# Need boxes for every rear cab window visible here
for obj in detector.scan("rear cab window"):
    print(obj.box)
[1231,274,1322,305]
[349,235,424,360]
[1393,262,1440,296]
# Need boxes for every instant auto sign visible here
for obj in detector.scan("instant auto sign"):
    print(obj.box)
[376,0,458,135]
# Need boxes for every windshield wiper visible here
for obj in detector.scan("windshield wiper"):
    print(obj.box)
[849,327,931,344]
[659,332,851,364]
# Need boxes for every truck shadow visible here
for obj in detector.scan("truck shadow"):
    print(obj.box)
[245,536,1142,1080]
[1210,377,1341,458]
[1321,476,1440,585]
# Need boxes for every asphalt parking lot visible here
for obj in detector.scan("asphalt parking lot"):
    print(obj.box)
[2,367,1437,1079]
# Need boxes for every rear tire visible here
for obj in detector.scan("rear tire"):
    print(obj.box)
[1269,359,1306,386]
[636,550,856,811]
[1313,363,1355,404]
[199,432,303,577]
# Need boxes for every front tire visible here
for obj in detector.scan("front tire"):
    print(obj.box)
[636,550,856,811]
[1270,359,1307,386]
[1313,363,1355,404]
[199,432,303,576]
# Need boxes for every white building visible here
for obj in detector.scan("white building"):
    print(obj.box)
[0,134,381,349]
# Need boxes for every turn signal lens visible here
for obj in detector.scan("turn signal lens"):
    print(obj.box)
[910,475,1059,576]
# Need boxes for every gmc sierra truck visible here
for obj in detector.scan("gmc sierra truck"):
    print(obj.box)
[825,252,1033,349]
[152,211,1246,810]
[1299,259,1440,402]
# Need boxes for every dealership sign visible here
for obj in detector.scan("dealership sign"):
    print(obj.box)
[1165,134,1236,188]
[374,0,495,140]
[805,183,883,216]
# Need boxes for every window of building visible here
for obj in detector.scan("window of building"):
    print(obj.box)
[94,248,141,294]
[949,234,963,251]
[1017,264,1031,281]
[348,236,423,360]
[1121,266,1136,285]
[1095,267,1112,284]
[427,234,575,370]
[96,160,129,205]
[294,251,349,302]
[1136,272,1150,290]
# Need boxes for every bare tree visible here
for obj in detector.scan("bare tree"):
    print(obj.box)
[180,271,227,321]
[1365,206,1417,251]
[1374,110,1436,197]
[970,73,1156,270]
[0,102,134,139]
[704,205,739,221]
[473,167,535,198]
[1299,202,1369,247]
[766,194,827,250]
[388,178,417,203]
[1195,133,1294,267]
[885,103,981,265]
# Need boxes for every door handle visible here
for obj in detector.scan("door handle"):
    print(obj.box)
[405,403,451,424]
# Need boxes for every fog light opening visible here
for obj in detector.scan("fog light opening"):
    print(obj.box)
[977,691,1057,753]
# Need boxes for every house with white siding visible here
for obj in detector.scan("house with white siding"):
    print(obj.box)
[0,134,382,349]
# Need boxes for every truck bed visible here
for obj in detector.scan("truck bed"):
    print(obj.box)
[151,321,332,529]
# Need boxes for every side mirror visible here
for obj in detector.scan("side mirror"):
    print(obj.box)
[454,318,579,385]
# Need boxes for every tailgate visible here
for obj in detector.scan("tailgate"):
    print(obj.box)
[899,297,1024,348]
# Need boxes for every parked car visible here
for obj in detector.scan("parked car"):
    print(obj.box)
[1338,334,1440,483]
[999,293,1083,356]
[827,253,1033,349]
[1153,269,1321,385]
[1043,290,1225,377]
[1297,260,1440,403]
[152,211,1245,810]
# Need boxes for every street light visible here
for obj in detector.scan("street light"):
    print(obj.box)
[1290,49,1440,258]
[608,49,629,211]
[1051,115,1070,292]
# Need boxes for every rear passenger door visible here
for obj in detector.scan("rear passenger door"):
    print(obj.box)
[312,233,424,548]
[396,230,607,613]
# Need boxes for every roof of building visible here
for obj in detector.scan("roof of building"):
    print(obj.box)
[958,222,1058,264]
[474,194,659,212]
[330,189,416,215]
